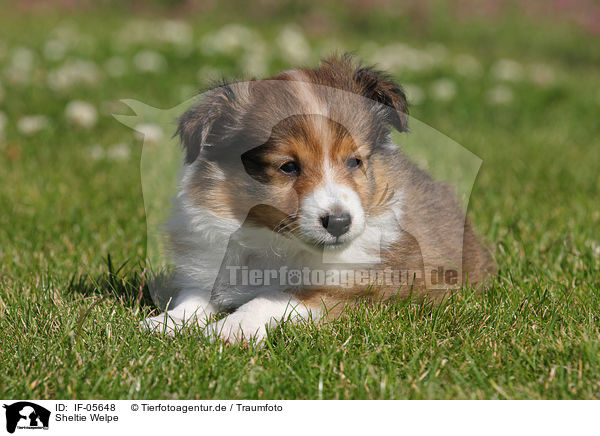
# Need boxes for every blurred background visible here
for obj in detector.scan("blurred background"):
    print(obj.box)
[0,0,598,277]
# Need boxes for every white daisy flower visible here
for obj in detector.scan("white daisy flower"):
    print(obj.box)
[65,100,98,129]
[117,19,155,45]
[0,111,6,141]
[486,84,514,105]
[134,123,164,144]
[11,47,35,71]
[591,240,600,259]
[160,20,193,47]
[491,58,524,82]
[44,39,68,61]
[3,46,36,86]
[17,115,49,136]
[453,53,482,77]
[430,79,457,101]
[240,43,269,77]
[3,66,31,86]
[51,25,80,45]
[107,143,131,161]
[133,50,167,73]
[47,59,102,91]
[403,83,425,105]
[118,19,192,49]
[87,144,105,161]
[370,44,405,71]
[200,24,260,55]
[371,43,436,73]
[277,24,311,65]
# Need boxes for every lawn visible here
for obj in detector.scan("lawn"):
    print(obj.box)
[1,1,599,399]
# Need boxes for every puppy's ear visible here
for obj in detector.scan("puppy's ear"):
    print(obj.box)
[353,65,409,132]
[176,82,246,164]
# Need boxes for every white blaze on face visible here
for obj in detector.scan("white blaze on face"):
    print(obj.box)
[280,74,368,246]
[299,163,366,246]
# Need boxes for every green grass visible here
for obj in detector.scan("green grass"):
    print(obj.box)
[1,2,599,399]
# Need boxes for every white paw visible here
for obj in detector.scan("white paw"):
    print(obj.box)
[140,312,210,335]
[141,299,216,335]
[204,314,268,345]
[140,313,187,335]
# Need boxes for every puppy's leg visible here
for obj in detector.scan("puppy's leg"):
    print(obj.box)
[141,289,216,334]
[205,291,319,344]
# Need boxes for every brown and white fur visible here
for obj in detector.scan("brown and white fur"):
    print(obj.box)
[142,55,495,343]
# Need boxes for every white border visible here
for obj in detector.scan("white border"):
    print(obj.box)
[0,400,594,435]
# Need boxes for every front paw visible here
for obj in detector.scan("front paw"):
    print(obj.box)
[140,313,185,335]
[204,315,267,345]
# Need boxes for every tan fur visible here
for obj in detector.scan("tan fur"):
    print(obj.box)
[178,54,496,319]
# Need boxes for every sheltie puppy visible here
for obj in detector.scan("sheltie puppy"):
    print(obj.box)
[142,54,495,343]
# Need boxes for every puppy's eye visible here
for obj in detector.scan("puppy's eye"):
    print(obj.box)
[279,161,300,175]
[346,157,362,169]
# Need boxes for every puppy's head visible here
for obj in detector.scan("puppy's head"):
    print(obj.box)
[178,55,408,250]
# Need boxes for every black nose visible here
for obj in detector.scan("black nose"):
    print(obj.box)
[320,213,352,237]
